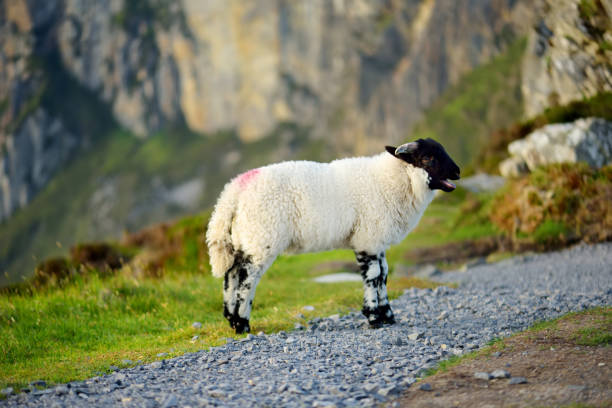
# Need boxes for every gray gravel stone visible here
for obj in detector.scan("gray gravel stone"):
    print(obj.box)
[419,383,433,391]
[491,369,511,379]
[474,372,492,380]
[192,322,202,329]
[160,394,178,408]
[408,331,424,341]
[1,243,610,408]
[509,377,528,385]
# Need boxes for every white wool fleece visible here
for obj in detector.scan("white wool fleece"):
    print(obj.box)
[207,152,435,277]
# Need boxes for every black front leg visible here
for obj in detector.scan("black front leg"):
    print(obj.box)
[355,251,395,328]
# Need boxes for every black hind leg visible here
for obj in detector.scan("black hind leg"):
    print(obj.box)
[223,251,269,334]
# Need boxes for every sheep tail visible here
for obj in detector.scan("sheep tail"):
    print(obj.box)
[206,183,240,278]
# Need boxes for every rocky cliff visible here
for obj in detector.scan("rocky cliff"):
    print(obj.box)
[522,0,612,117]
[0,0,530,223]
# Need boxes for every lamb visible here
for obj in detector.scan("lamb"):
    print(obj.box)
[206,138,460,333]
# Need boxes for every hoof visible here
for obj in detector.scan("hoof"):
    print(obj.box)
[382,315,396,325]
[379,304,396,325]
[232,317,250,334]
[368,316,384,329]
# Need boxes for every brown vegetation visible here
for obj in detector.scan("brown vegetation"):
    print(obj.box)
[490,163,612,247]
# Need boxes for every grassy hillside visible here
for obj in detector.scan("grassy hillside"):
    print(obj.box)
[0,125,328,287]
[409,38,526,170]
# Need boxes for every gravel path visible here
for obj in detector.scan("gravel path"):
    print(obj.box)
[3,243,611,407]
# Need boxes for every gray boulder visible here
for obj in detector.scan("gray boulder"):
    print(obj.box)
[499,117,612,177]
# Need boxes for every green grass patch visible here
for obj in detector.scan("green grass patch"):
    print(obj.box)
[0,246,436,390]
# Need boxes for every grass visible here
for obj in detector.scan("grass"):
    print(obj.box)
[0,244,436,390]
[409,37,526,171]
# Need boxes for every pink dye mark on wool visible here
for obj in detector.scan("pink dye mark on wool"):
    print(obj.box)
[237,168,260,189]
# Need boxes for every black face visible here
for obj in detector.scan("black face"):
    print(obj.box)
[385,138,461,192]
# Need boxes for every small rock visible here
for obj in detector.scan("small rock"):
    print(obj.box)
[402,377,416,387]
[209,389,225,398]
[161,394,179,408]
[363,383,378,392]
[474,372,492,380]
[492,352,502,357]
[302,305,315,312]
[192,322,202,329]
[509,377,527,385]
[394,336,404,346]
[191,335,199,342]
[491,369,510,379]
[55,386,68,395]
[377,385,396,396]
[1,387,14,396]
[156,353,168,358]
[313,401,336,408]
[294,323,305,330]
[121,359,133,365]
[408,331,424,341]
[419,383,433,391]
[109,365,119,371]
[436,311,449,320]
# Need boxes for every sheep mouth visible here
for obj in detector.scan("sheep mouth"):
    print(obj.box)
[440,179,456,191]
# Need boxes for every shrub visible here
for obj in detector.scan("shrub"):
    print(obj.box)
[490,163,612,246]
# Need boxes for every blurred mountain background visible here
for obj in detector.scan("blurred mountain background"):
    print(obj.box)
[1,0,610,286]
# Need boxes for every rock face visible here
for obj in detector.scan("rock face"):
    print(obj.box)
[0,109,76,220]
[0,0,530,221]
[0,0,76,221]
[499,117,612,176]
[52,0,529,146]
[522,0,612,117]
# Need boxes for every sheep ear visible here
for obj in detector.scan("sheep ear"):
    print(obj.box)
[395,142,419,156]
[385,146,397,156]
